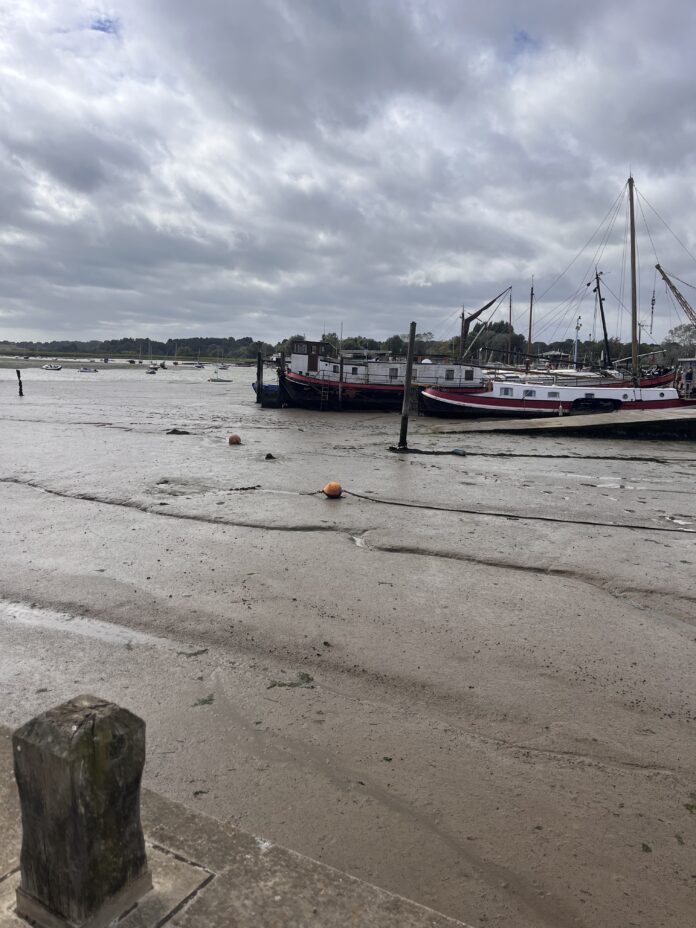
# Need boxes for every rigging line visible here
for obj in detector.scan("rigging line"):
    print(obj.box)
[638,188,696,267]
[537,194,625,340]
[635,189,660,263]
[432,305,466,343]
[600,278,629,315]
[533,282,594,341]
[662,269,696,292]
[662,288,682,329]
[345,491,696,535]
[617,198,629,340]
[536,183,625,302]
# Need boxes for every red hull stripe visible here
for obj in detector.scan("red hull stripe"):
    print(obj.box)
[425,393,682,412]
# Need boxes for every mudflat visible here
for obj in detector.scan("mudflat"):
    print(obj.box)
[1,364,694,928]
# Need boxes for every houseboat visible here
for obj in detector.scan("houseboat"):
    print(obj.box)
[279,339,487,410]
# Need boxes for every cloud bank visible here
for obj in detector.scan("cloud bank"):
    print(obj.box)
[2,0,696,343]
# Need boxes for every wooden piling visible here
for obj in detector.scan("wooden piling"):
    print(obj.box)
[255,352,264,403]
[338,356,344,409]
[16,370,23,398]
[398,322,417,449]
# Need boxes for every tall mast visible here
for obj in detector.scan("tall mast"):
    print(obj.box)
[628,176,639,382]
[526,277,534,368]
[507,290,512,363]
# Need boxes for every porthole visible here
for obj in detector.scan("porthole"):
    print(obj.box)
[659,392,665,397]
[622,393,628,399]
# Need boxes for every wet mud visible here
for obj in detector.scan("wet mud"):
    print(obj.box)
[1,365,695,928]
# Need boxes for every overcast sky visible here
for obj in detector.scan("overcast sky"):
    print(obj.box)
[2,1,696,344]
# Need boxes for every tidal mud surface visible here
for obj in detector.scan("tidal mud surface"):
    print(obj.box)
[1,365,695,928]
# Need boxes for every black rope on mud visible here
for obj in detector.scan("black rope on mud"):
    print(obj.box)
[388,445,682,464]
[343,490,696,535]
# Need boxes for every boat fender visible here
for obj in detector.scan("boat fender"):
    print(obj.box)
[323,481,343,498]
[228,434,242,445]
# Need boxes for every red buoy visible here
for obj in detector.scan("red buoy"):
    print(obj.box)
[323,481,343,498]
[228,434,242,445]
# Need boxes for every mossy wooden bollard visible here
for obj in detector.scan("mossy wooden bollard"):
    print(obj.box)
[13,695,152,928]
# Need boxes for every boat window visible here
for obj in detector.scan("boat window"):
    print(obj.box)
[584,393,595,399]
[464,369,474,380]
[501,387,514,397]
[389,367,399,379]
[294,343,307,354]
[548,391,560,398]
[351,367,358,375]
[523,389,536,398]
[332,365,339,373]
[445,369,455,380]
[622,393,628,399]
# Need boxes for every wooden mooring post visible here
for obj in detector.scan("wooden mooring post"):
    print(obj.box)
[13,695,152,928]
[255,352,264,404]
[16,370,23,398]
[398,321,417,450]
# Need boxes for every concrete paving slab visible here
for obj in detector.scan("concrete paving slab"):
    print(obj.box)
[1,728,470,928]
[1,848,208,928]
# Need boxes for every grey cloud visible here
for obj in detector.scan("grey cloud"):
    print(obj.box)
[2,1,696,342]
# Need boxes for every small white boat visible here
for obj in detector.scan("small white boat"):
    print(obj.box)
[208,368,233,382]
[42,364,62,371]
[146,368,157,374]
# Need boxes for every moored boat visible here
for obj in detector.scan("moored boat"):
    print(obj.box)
[279,339,486,411]
[421,176,687,419]
[420,381,682,417]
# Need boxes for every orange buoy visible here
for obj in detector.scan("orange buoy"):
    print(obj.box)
[227,434,242,445]
[323,481,343,498]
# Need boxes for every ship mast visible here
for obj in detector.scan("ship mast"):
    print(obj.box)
[592,270,612,367]
[526,278,534,370]
[628,176,639,383]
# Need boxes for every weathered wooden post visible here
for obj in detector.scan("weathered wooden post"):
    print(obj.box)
[13,695,152,928]
[338,355,344,409]
[16,369,23,397]
[255,351,264,403]
[398,321,417,450]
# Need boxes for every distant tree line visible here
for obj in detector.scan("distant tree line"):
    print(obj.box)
[0,336,274,360]
[2,320,693,365]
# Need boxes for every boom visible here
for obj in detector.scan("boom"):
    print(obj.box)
[655,263,696,327]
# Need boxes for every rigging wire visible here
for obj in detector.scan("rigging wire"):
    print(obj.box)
[637,189,696,268]
[635,187,660,263]
[533,185,626,343]
[661,269,696,292]
[536,184,625,302]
